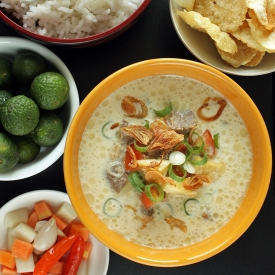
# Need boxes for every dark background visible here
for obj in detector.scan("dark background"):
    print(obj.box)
[0,1,274,274]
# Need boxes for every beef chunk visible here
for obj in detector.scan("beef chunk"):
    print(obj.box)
[165,110,197,134]
[106,161,127,193]
[147,148,171,160]
[141,206,154,216]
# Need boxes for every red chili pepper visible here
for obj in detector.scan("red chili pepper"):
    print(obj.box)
[62,236,85,275]
[33,234,78,275]
[124,143,143,171]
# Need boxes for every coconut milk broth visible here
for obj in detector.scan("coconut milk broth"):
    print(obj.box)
[78,75,252,248]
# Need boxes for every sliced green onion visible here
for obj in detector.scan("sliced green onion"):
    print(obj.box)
[214,133,219,149]
[128,172,144,193]
[144,184,165,202]
[134,139,148,152]
[153,101,172,117]
[131,172,145,189]
[188,132,205,154]
[101,121,112,139]
[144,120,150,129]
[183,198,199,216]
[103,198,122,218]
[189,152,208,166]
[168,164,187,182]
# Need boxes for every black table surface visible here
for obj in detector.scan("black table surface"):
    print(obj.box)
[0,1,274,274]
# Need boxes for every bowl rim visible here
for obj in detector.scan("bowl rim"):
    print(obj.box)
[0,0,151,45]
[169,0,275,76]
[0,189,109,275]
[64,58,272,267]
[0,36,79,181]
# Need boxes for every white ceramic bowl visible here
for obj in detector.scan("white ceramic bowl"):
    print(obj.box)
[0,37,79,181]
[0,190,109,275]
[169,0,275,76]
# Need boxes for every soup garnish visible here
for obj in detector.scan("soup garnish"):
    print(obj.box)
[106,97,224,232]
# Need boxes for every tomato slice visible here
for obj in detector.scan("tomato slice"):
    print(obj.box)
[202,129,216,156]
[141,192,154,209]
[174,143,187,154]
[124,143,143,171]
[172,165,185,177]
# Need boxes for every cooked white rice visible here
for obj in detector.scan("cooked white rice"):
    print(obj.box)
[0,0,144,38]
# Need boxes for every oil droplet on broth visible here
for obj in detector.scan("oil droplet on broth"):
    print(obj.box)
[229,179,238,188]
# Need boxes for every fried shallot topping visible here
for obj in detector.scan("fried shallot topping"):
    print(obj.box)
[183,174,211,190]
[147,130,184,152]
[145,170,176,187]
[120,125,153,145]
[149,118,170,136]
[121,96,148,118]
[126,145,138,169]
[197,97,227,122]
[165,217,187,233]
[125,204,153,229]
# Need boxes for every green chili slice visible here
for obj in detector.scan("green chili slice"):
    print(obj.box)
[144,184,165,202]
[153,101,172,117]
[101,121,112,139]
[214,133,219,149]
[103,198,122,218]
[183,198,199,216]
[168,164,187,182]
[134,139,148,153]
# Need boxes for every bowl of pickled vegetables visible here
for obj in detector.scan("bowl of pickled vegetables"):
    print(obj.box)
[0,190,109,274]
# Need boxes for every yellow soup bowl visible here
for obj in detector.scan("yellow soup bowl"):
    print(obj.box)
[64,58,272,267]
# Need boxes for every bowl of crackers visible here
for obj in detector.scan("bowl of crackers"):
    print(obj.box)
[170,0,275,76]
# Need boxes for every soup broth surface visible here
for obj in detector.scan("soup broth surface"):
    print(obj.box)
[78,75,252,249]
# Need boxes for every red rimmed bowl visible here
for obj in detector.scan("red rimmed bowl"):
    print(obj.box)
[0,0,151,47]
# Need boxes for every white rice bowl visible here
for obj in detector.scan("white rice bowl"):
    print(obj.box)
[0,0,144,38]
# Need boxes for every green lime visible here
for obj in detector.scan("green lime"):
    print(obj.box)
[30,72,69,110]
[14,136,40,164]
[0,133,19,173]
[0,56,13,90]
[31,112,63,147]
[0,90,12,107]
[12,52,47,85]
[0,95,40,136]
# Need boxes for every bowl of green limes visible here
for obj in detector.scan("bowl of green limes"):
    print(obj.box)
[0,37,79,181]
